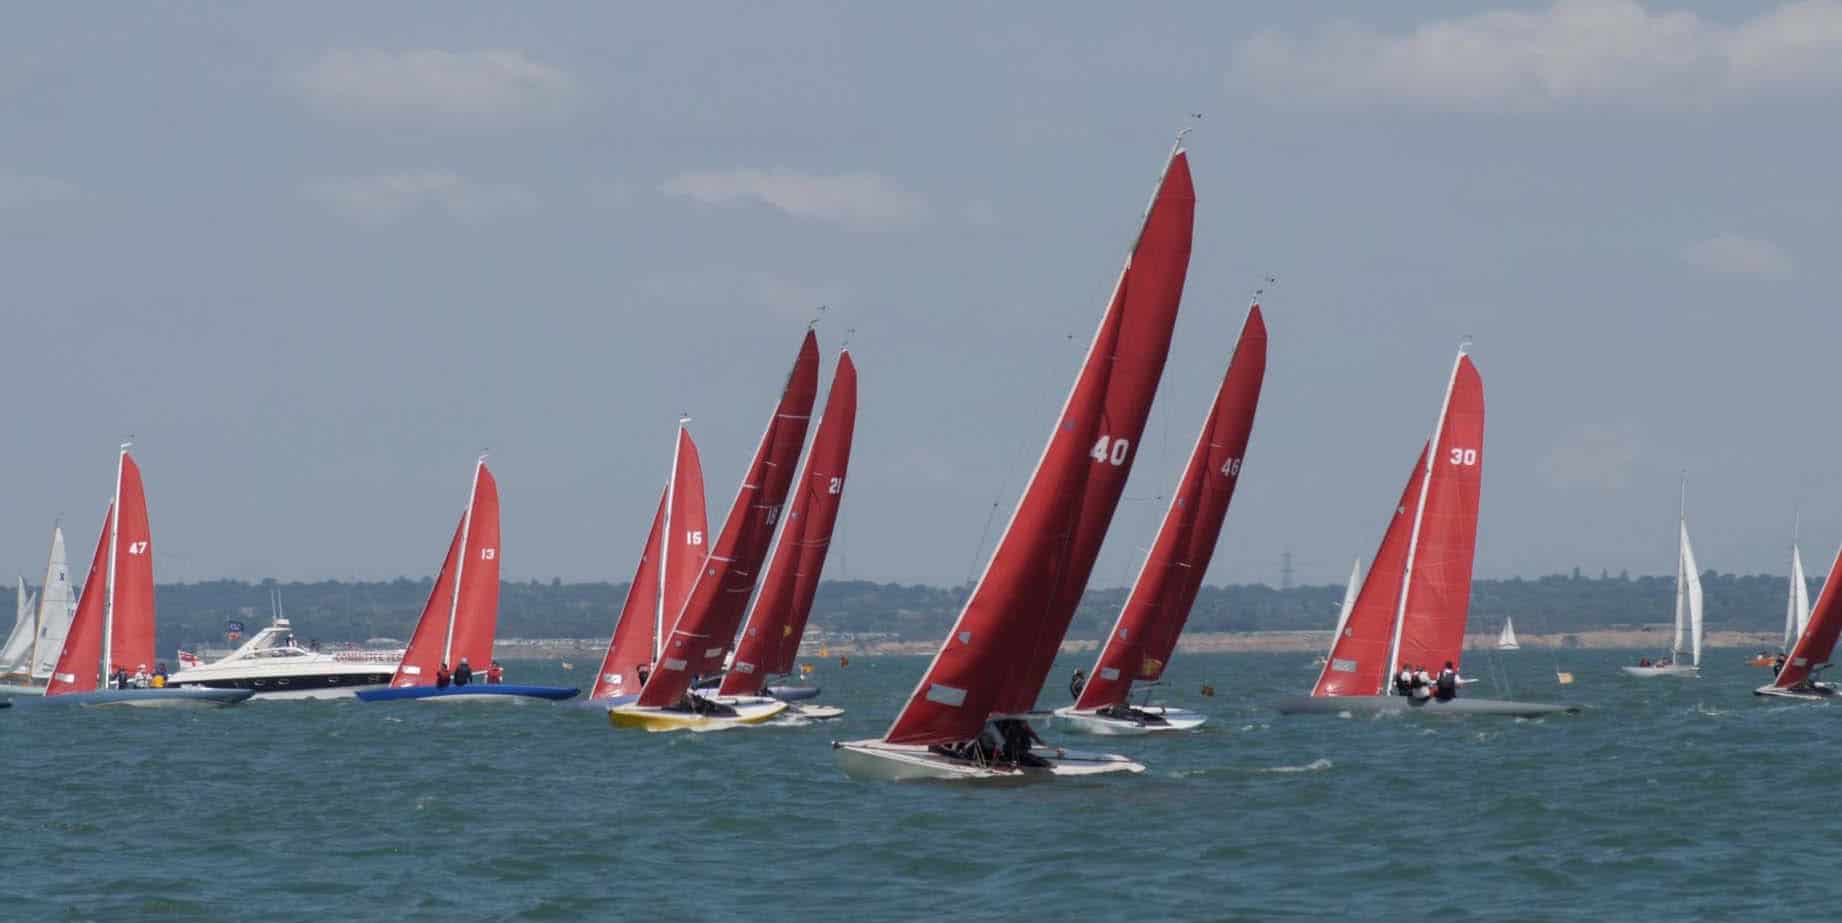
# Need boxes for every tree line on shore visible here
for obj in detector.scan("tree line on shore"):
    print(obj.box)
[99,569,1812,653]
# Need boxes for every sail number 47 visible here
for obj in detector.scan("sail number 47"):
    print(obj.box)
[1089,436,1131,466]
[1449,448,1479,466]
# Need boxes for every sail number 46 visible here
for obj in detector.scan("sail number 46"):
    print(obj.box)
[1089,436,1131,466]
[1449,448,1478,466]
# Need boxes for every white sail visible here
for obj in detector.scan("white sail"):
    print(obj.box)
[1331,558,1361,647]
[1677,521,1703,667]
[30,527,76,680]
[1496,617,1520,650]
[0,578,35,674]
[1786,544,1812,652]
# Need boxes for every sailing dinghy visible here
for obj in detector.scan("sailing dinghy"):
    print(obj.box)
[834,141,1195,780]
[1621,481,1702,678]
[608,332,820,731]
[1496,618,1520,651]
[31,446,251,708]
[1274,350,1574,718]
[712,348,858,720]
[0,527,78,697]
[1757,539,1842,700]
[1053,303,1266,735]
[357,458,578,703]
[0,579,38,684]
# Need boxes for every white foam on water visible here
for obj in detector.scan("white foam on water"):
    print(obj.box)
[1260,758,1332,774]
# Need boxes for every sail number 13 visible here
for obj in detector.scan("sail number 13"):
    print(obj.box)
[1449,448,1478,466]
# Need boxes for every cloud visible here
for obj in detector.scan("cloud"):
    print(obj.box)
[638,269,848,322]
[294,49,574,118]
[1680,233,1793,279]
[961,200,1000,226]
[0,170,80,208]
[1231,0,1842,108]
[301,171,538,226]
[1540,424,1641,489]
[660,169,928,231]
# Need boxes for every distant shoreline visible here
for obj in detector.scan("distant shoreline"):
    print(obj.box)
[489,626,1786,660]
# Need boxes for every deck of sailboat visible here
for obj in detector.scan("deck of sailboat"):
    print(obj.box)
[832,739,1146,782]
[24,687,253,708]
[607,697,788,731]
[1274,694,1578,717]
[1052,704,1206,735]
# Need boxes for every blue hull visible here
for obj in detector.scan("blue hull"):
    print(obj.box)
[354,684,579,703]
[23,688,253,708]
[768,685,821,702]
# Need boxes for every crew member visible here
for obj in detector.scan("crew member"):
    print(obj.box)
[486,660,504,684]
[453,658,473,687]
[132,664,150,689]
[1395,666,1414,696]
[1410,666,1432,700]
[1434,661,1459,701]
[1069,668,1087,699]
[1773,653,1787,676]
[435,662,452,689]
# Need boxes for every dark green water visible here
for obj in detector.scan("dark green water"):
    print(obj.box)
[1,648,1828,921]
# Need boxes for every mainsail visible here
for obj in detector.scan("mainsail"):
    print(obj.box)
[590,425,708,700]
[0,579,34,675]
[638,333,820,707]
[389,459,501,686]
[1673,519,1703,668]
[1072,304,1266,713]
[883,145,1195,746]
[1785,542,1811,653]
[721,349,859,697]
[31,527,76,680]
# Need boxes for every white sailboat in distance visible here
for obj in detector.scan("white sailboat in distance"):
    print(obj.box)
[1623,478,1701,678]
[1496,618,1520,651]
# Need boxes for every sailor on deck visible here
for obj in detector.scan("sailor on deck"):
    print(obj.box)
[453,658,473,687]
[486,660,504,684]
[1434,661,1459,701]
[1394,666,1414,696]
[436,662,452,689]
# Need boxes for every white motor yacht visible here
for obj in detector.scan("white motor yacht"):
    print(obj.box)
[165,618,401,699]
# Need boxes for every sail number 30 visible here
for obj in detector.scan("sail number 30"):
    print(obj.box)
[1449,448,1479,466]
[1089,436,1131,466]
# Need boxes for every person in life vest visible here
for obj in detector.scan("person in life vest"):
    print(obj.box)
[636,664,650,689]
[435,662,452,689]
[1069,668,1087,699]
[1773,654,1787,676]
[1410,666,1433,700]
[1434,661,1459,701]
[1394,666,1414,696]
[486,660,504,684]
[453,658,473,687]
[132,664,150,689]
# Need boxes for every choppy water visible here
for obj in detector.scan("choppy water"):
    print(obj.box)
[0,648,1829,921]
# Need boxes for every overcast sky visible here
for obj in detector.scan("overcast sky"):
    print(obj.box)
[4,1,1841,588]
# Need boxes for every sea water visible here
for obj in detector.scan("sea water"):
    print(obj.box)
[0,648,1825,920]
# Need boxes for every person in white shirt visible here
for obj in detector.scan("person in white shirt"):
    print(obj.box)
[1412,667,1434,700]
[1395,666,1414,696]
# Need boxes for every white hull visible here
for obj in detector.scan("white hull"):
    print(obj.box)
[787,704,844,720]
[0,683,46,697]
[1051,704,1206,735]
[1754,682,1840,701]
[832,738,1146,782]
[1273,694,1578,717]
[1496,643,1520,651]
[1621,664,1699,678]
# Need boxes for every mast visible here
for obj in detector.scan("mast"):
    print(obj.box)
[1382,347,1466,693]
[100,443,128,685]
[659,418,688,663]
[443,455,485,667]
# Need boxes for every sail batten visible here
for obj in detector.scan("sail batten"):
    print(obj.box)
[883,147,1195,745]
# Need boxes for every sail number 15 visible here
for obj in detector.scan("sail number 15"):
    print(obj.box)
[1448,448,1478,466]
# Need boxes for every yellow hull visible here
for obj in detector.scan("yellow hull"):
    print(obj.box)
[607,699,788,732]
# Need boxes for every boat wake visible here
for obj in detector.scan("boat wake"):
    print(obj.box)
[1259,758,1333,774]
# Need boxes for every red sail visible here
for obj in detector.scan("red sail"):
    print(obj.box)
[720,350,859,696]
[45,504,113,695]
[661,428,710,647]
[445,463,501,673]
[591,426,709,700]
[1074,306,1265,711]
[885,148,1195,745]
[390,513,465,687]
[110,453,157,676]
[1392,355,1485,675]
[1776,542,1842,689]
[638,332,821,707]
[1312,446,1429,697]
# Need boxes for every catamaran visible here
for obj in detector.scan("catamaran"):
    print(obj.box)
[608,332,819,731]
[833,139,1196,780]
[0,526,79,696]
[713,348,858,719]
[587,419,709,704]
[1622,481,1702,678]
[32,446,251,708]
[1496,618,1520,651]
[1053,303,1266,735]
[356,457,578,703]
[1758,539,1842,700]
[1275,349,1573,718]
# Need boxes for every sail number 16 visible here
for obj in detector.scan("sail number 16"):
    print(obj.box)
[1449,448,1478,466]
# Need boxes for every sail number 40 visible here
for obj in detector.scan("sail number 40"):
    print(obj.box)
[1089,436,1131,466]
[1449,448,1478,466]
